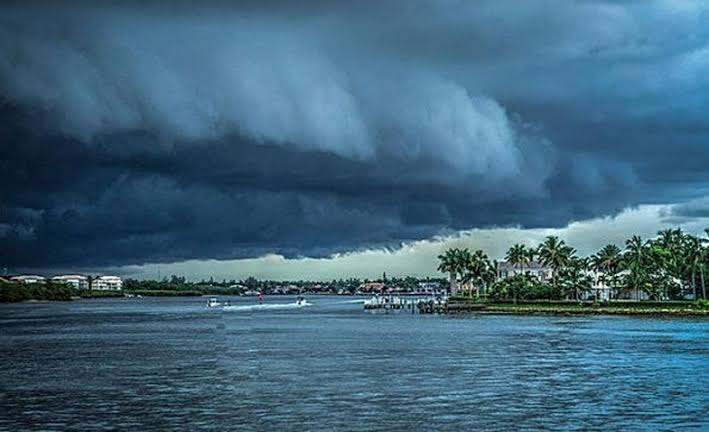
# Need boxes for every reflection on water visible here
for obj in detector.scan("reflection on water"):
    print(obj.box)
[1,296,707,431]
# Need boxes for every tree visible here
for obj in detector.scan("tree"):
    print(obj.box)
[506,244,532,271]
[646,243,675,300]
[701,228,709,299]
[438,248,470,295]
[560,256,592,300]
[623,236,651,300]
[654,229,685,295]
[683,234,703,300]
[591,244,622,300]
[461,250,494,298]
[537,236,573,290]
[506,244,532,303]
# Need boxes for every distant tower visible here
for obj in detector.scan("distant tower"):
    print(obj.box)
[383,272,387,283]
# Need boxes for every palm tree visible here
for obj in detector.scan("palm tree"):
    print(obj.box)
[658,228,682,250]
[562,256,592,300]
[506,244,531,273]
[623,235,650,300]
[701,228,709,299]
[506,244,531,303]
[484,259,498,296]
[526,247,537,264]
[702,246,708,300]
[438,248,469,295]
[683,235,703,300]
[591,244,622,301]
[537,236,573,290]
[462,250,493,298]
[654,228,685,295]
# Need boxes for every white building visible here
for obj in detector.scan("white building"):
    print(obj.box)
[417,282,441,294]
[52,275,89,290]
[496,261,553,282]
[11,275,46,284]
[93,276,123,290]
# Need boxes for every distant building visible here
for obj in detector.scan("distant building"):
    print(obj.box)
[52,275,89,290]
[496,261,553,282]
[93,276,123,290]
[0,276,13,284]
[417,282,440,293]
[358,282,386,293]
[11,275,46,284]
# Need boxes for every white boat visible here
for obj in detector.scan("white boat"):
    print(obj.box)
[207,298,221,307]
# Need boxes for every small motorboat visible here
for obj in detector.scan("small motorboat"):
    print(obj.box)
[206,298,221,308]
[296,296,307,306]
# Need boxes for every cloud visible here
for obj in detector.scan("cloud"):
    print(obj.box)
[0,2,541,180]
[76,205,709,281]
[1,1,708,269]
[668,196,709,221]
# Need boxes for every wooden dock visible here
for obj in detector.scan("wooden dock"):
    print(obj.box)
[363,296,491,314]
[363,295,450,314]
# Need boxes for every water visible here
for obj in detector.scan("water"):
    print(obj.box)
[1,295,707,431]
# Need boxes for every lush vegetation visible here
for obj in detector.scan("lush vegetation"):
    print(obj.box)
[123,277,246,296]
[438,248,496,296]
[440,228,709,302]
[1,274,447,302]
[0,282,78,302]
[451,300,709,316]
[122,275,444,295]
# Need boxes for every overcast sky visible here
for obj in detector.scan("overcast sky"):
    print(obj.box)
[1,1,708,279]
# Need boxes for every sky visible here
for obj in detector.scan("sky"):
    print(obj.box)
[1,0,708,280]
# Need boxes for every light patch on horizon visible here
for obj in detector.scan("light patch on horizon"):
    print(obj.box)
[105,204,709,281]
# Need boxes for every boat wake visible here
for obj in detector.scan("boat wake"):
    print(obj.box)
[223,301,312,312]
[336,299,366,304]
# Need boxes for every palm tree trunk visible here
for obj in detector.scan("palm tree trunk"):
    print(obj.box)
[701,264,706,300]
[450,272,457,296]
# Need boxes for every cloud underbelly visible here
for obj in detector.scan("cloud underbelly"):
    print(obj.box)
[4,1,702,268]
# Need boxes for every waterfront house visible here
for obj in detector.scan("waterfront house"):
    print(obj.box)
[496,261,553,282]
[93,275,123,290]
[11,275,46,284]
[52,275,89,290]
[358,282,386,293]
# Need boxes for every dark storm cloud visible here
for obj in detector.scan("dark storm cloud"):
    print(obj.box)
[1,0,708,268]
[670,197,709,220]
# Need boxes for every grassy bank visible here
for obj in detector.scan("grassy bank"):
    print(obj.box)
[448,298,709,316]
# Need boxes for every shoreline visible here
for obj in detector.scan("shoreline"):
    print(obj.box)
[0,291,365,303]
[4,292,709,317]
[446,300,709,316]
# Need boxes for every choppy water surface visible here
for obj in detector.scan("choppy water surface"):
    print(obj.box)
[1,296,707,431]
